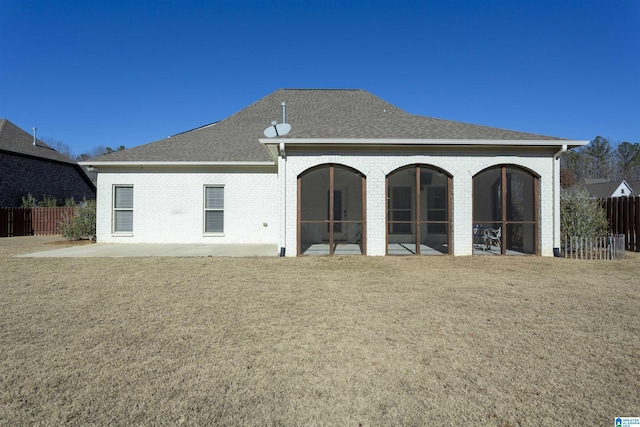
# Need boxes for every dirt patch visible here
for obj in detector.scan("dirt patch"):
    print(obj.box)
[0,235,70,256]
[0,235,94,257]
[0,240,638,425]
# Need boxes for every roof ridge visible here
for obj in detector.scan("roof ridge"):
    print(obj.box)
[278,88,364,91]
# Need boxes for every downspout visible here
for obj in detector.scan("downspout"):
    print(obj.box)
[279,141,286,256]
[553,144,568,257]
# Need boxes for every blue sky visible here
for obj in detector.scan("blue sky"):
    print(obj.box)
[1,0,639,156]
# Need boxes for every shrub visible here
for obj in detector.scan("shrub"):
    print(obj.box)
[560,188,609,239]
[60,199,96,241]
[38,195,57,207]
[20,193,38,208]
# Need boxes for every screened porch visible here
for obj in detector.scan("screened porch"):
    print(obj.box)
[298,164,366,256]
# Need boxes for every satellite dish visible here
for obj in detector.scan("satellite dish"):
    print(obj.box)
[263,122,291,138]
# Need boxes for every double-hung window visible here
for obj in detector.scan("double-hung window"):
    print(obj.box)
[204,186,224,234]
[113,185,133,233]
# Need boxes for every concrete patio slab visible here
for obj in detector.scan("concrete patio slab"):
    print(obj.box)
[17,243,279,258]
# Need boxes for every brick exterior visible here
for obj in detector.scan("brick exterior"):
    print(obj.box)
[96,168,280,246]
[284,149,556,257]
[0,152,96,207]
[95,149,560,257]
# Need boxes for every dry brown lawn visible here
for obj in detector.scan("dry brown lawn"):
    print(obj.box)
[1,236,638,426]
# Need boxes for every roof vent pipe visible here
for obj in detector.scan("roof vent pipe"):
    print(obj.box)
[33,127,37,146]
[282,101,286,124]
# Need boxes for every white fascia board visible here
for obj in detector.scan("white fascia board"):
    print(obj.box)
[260,143,280,161]
[259,138,590,148]
[79,161,275,168]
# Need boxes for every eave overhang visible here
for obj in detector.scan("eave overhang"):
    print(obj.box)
[78,161,277,171]
[78,160,273,168]
[259,138,590,161]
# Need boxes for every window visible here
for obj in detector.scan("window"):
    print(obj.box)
[204,186,224,233]
[113,185,133,233]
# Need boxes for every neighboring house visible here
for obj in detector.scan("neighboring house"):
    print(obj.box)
[570,178,639,199]
[0,119,96,206]
[82,89,587,256]
[627,181,640,196]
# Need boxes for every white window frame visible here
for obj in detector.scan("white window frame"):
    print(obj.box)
[112,185,133,235]
[204,185,224,235]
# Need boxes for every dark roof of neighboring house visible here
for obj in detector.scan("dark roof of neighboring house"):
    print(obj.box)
[88,88,572,163]
[570,178,640,198]
[0,119,96,191]
[578,181,626,198]
[627,181,640,194]
[581,178,610,185]
[0,118,77,164]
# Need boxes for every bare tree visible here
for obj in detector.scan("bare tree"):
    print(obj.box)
[76,145,127,161]
[42,137,75,161]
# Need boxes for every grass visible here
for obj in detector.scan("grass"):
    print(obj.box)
[1,236,639,426]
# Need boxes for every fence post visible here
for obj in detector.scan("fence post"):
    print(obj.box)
[633,196,640,252]
[569,236,573,259]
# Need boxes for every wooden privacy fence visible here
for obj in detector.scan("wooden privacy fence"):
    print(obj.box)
[32,207,77,235]
[562,234,625,260]
[0,208,32,237]
[601,196,640,252]
[0,207,77,237]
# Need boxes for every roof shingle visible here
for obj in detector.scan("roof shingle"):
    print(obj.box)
[89,89,569,163]
[0,119,77,164]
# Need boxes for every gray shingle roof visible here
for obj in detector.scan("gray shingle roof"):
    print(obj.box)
[627,181,640,195]
[0,119,77,164]
[571,178,640,198]
[89,89,568,163]
[579,181,626,198]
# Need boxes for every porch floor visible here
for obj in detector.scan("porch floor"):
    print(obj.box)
[301,243,363,256]
[300,243,450,256]
[387,243,447,255]
[473,245,527,255]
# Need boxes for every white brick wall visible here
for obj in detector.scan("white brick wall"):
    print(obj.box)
[95,149,558,257]
[284,150,556,256]
[96,169,280,245]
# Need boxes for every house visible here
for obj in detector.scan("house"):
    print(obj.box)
[570,177,640,199]
[626,181,640,196]
[82,89,588,256]
[0,119,96,206]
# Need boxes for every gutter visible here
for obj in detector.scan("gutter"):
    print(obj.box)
[78,161,276,168]
[553,144,568,257]
[260,138,589,147]
[279,141,286,256]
